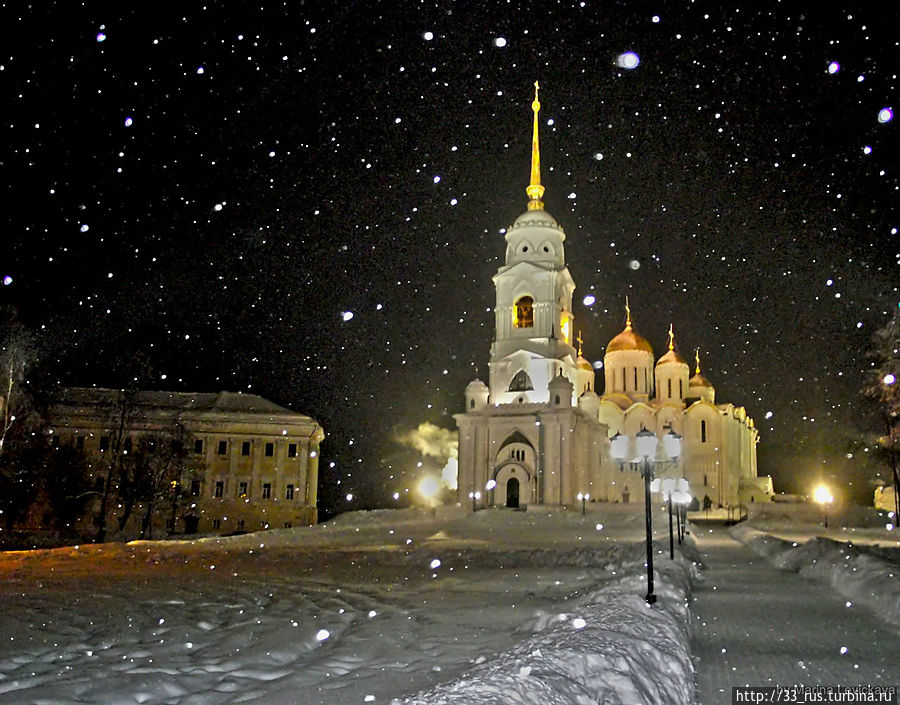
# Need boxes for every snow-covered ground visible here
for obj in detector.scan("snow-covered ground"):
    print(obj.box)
[731,504,900,631]
[0,504,696,705]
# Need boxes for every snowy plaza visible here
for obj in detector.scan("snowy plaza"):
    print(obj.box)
[0,504,897,704]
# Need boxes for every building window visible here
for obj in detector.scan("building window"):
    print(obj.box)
[212,519,221,530]
[284,522,292,529]
[217,440,228,455]
[679,379,683,398]
[703,474,708,486]
[262,483,271,499]
[513,296,534,328]
[194,439,204,454]
[701,420,707,443]
[239,481,249,498]
[214,481,224,498]
[265,442,274,457]
[286,484,295,500]
[288,443,298,458]
[634,367,638,389]
[667,379,672,399]
[241,441,251,456]
[236,519,245,531]
[509,370,534,392]
[190,480,201,496]
[75,436,85,451]
[99,435,110,452]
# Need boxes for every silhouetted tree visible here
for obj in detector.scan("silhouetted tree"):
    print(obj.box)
[863,306,900,517]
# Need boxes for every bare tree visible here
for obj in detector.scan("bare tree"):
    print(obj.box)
[863,306,900,517]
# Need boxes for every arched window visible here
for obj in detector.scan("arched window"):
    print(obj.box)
[514,296,534,328]
[667,378,672,399]
[701,419,707,443]
[679,379,683,398]
[509,370,534,392]
[554,394,561,405]
[470,399,475,409]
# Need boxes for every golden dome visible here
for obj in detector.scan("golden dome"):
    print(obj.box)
[657,348,688,366]
[689,372,714,388]
[577,355,593,371]
[607,324,653,354]
[656,324,687,366]
[606,299,653,354]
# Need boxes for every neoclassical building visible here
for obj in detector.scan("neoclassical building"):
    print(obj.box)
[455,84,771,511]
[50,388,323,534]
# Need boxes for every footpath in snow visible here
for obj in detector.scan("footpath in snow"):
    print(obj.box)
[691,526,900,705]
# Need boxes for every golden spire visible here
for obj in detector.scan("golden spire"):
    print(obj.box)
[526,80,545,211]
[576,330,584,357]
[625,296,633,329]
[668,324,675,351]
[695,348,702,375]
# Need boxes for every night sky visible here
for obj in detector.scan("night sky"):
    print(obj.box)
[3,2,898,515]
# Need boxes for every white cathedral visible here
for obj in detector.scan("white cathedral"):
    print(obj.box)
[454,84,773,511]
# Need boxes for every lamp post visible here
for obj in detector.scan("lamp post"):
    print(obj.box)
[577,492,590,516]
[469,490,481,513]
[813,484,834,528]
[610,427,681,605]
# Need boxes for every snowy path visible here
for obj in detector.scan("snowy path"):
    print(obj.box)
[690,527,900,704]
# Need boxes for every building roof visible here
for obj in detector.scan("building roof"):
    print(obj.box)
[55,387,314,420]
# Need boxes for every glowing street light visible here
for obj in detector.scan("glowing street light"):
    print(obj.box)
[468,490,481,513]
[610,426,681,604]
[418,475,441,507]
[813,484,834,528]
[577,492,590,516]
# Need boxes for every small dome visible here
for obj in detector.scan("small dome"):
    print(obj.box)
[689,372,714,388]
[466,379,488,392]
[606,325,654,354]
[577,355,593,371]
[656,348,688,366]
[510,209,560,230]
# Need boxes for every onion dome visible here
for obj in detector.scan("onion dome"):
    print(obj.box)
[656,324,688,366]
[606,300,653,354]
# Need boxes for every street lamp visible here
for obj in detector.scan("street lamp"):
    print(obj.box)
[577,492,590,515]
[610,426,681,605]
[469,490,481,513]
[813,484,834,528]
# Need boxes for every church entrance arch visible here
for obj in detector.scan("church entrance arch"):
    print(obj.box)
[493,463,532,508]
[506,478,520,508]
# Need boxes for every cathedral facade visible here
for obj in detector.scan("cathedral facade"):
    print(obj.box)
[455,85,771,512]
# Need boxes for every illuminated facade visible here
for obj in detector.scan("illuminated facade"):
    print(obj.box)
[50,388,323,534]
[455,85,769,511]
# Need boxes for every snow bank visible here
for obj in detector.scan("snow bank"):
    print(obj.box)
[732,524,900,629]
[395,557,695,705]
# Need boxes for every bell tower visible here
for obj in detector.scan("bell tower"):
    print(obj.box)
[489,82,579,405]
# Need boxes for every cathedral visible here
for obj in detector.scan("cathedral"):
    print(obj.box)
[454,84,772,512]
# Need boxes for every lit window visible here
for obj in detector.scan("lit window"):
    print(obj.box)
[514,296,534,328]
[239,481,248,498]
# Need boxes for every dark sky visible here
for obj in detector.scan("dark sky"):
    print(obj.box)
[2,1,898,513]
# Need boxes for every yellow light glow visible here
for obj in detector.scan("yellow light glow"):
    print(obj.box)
[560,316,571,344]
[418,475,441,500]
[813,485,833,505]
